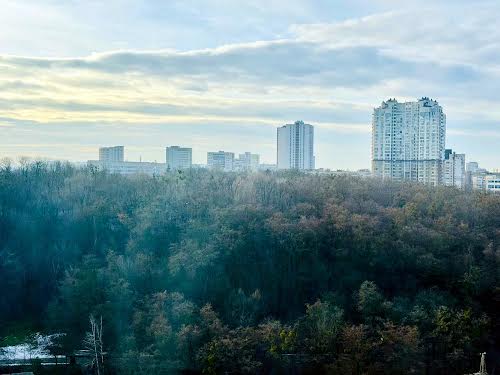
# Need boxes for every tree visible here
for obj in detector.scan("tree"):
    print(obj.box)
[357,281,388,324]
[295,299,344,364]
[373,322,422,374]
[83,315,105,375]
[335,325,371,375]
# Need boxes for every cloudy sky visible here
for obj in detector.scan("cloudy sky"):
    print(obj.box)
[0,0,499,169]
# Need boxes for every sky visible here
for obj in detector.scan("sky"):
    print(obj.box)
[0,0,499,170]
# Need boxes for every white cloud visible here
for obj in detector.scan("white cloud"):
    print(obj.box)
[290,3,500,68]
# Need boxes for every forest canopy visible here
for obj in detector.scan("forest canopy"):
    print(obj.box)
[0,161,499,374]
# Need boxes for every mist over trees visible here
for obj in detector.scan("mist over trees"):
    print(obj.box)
[0,161,499,374]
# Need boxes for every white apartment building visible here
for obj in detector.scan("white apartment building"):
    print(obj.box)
[234,152,260,171]
[166,146,192,170]
[99,146,124,162]
[372,98,446,186]
[207,151,235,171]
[443,149,465,188]
[277,121,315,170]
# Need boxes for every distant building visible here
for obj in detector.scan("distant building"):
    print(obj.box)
[99,146,124,162]
[258,164,277,171]
[88,160,166,176]
[91,146,166,175]
[207,151,235,171]
[166,146,192,170]
[372,98,446,186]
[311,169,373,178]
[466,162,479,174]
[277,121,315,170]
[484,174,500,193]
[234,152,260,171]
[191,164,208,169]
[472,174,487,190]
[466,161,490,190]
[472,173,500,193]
[443,149,465,188]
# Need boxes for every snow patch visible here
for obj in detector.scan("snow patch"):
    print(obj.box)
[0,333,64,360]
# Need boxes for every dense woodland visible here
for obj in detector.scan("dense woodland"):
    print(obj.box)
[0,160,499,374]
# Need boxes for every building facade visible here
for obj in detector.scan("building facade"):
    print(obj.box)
[166,146,192,170]
[88,160,166,176]
[234,152,260,171]
[472,173,500,193]
[472,174,487,190]
[372,98,446,186]
[466,162,490,190]
[207,151,235,171]
[485,175,500,193]
[466,162,479,174]
[443,149,465,188]
[99,146,124,162]
[277,121,315,170]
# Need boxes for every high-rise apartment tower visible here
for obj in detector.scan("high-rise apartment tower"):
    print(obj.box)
[372,98,446,186]
[277,121,315,170]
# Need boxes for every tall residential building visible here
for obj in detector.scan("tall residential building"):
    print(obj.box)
[207,151,235,171]
[99,146,124,162]
[166,146,192,170]
[372,98,446,186]
[235,152,260,171]
[443,149,465,188]
[277,121,315,170]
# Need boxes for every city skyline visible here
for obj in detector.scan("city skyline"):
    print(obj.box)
[2,110,498,172]
[1,1,499,170]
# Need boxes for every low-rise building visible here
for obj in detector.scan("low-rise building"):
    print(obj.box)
[88,160,167,176]
[471,173,500,193]
[485,174,500,193]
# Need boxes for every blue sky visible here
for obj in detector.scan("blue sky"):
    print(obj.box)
[0,0,499,170]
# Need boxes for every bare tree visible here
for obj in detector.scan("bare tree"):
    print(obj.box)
[83,315,104,375]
